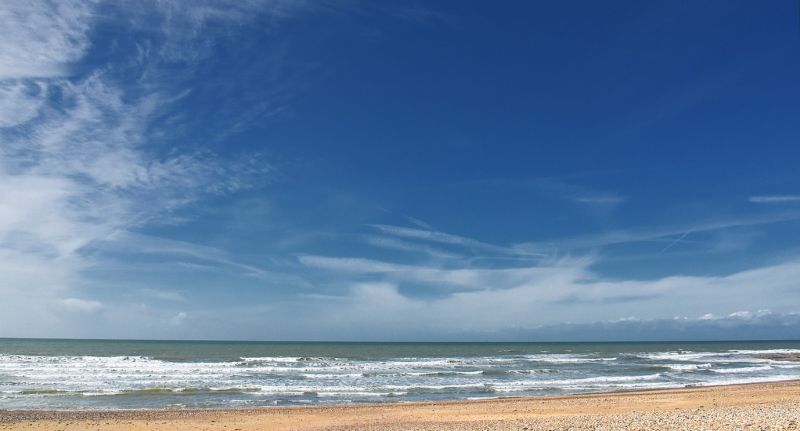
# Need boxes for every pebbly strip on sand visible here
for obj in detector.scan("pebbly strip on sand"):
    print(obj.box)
[1,381,799,430]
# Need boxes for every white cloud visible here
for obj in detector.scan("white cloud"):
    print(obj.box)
[749,195,800,203]
[2,1,798,342]
[142,0,309,63]
[281,207,800,339]
[138,288,186,302]
[461,177,627,208]
[513,211,800,253]
[573,194,627,205]
[0,81,48,127]
[290,255,800,337]
[404,215,434,230]
[500,310,800,341]
[102,233,275,279]
[361,234,460,259]
[0,0,292,336]
[169,311,188,325]
[299,254,582,291]
[0,0,95,79]
[59,297,104,313]
[368,224,544,257]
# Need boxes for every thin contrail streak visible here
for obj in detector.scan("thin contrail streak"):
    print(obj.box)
[660,231,691,253]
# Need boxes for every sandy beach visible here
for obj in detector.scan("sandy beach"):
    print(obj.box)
[2,380,799,430]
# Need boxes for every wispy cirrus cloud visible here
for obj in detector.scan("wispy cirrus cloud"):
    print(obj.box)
[0,81,48,127]
[0,0,302,335]
[2,1,798,342]
[98,233,275,280]
[572,194,627,205]
[0,0,94,79]
[454,177,627,208]
[368,224,545,257]
[285,255,800,339]
[749,195,800,203]
[360,234,461,259]
[298,254,583,292]
[258,204,800,339]
[512,211,800,254]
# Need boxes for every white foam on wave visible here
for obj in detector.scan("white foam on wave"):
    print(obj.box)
[728,349,800,355]
[697,374,800,386]
[240,356,307,363]
[240,356,337,364]
[301,373,363,379]
[641,351,723,362]
[711,365,774,374]
[0,354,249,396]
[523,354,617,364]
[493,373,664,391]
[640,350,777,364]
[492,373,666,393]
[772,363,800,369]
[664,363,713,372]
[3,347,799,407]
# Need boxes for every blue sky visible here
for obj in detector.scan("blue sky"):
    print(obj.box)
[1,0,800,340]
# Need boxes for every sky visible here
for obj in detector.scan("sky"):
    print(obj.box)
[1,0,800,341]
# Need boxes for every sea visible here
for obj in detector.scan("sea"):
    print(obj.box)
[1,339,799,409]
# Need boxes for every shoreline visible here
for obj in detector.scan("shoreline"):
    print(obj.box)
[3,378,800,416]
[2,380,800,429]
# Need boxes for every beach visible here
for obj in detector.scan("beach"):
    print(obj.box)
[2,381,799,430]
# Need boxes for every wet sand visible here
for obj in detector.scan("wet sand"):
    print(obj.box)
[2,380,799,430]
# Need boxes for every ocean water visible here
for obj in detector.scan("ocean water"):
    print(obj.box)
[1,339,799,409]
